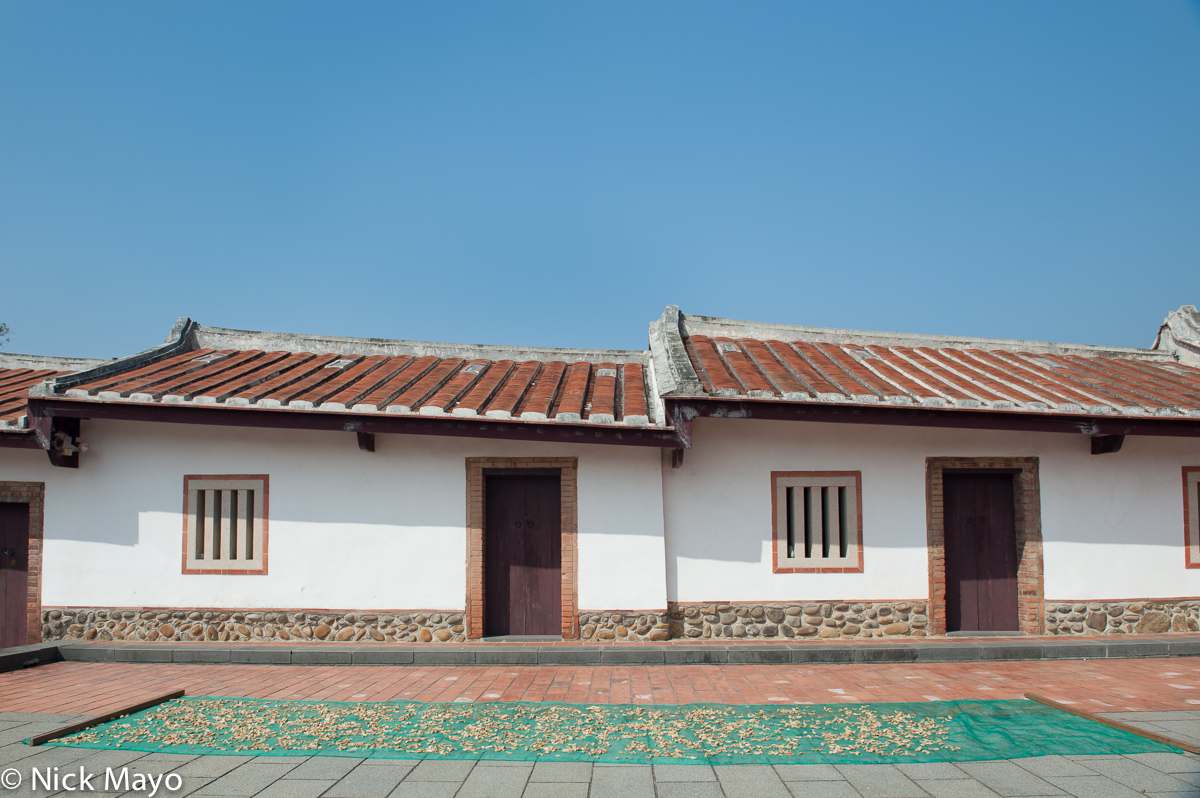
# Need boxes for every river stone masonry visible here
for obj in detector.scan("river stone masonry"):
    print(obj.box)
[1044,600,1199,635]
[578,611,673,641]
[42,608,467,643]
[666,601,929,639]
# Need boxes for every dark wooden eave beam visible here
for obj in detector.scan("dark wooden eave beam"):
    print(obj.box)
[0,430,45,450]
[28,398,686,449]
[668,398,1200,439]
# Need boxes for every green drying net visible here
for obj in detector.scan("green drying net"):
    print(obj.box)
[43,696,1179,764]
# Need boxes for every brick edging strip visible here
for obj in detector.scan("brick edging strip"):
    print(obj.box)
[27,689,185,746]
[15,637,1196,667]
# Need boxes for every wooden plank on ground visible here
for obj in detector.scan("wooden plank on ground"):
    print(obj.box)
[27,689,185,746]
[1025,692,1200,755]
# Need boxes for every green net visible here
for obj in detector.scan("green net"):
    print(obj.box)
[42,696,1178,764]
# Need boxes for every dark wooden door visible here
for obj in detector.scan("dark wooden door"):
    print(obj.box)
[0,503,30,649]
[485,474,561,636]
[943,472,1019,632]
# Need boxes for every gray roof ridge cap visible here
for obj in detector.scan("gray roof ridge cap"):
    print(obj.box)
[37,317,198,396]
[679,312,1168,359]
[192,323,650,363]
[0,353,111,372]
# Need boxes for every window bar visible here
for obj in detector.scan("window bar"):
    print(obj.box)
[785,486,796,559]
[246,489,255,561]
[823,486,838,559]
[211,490,223,561]
[229,490,239,560]
[806,486,824,559]
[195,489,206,559]
[839,486,850,558]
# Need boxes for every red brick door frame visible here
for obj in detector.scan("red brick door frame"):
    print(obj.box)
[0,481,45,645]
[465,458,578,639]
[925,458,1044,636]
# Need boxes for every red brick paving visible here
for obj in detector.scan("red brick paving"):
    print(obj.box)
[3,659,1200,717]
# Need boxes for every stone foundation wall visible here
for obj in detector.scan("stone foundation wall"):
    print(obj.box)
[579,611,672,641]
[43,608,467,643]
[667,601,929,639]
[1044,600,1199,636]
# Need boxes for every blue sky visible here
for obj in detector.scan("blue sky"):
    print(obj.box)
[2,2,1198,358]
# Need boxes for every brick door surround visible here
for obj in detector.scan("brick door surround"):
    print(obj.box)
[925,458,1044,636]
[0,481,45,645]
[465,458,579,639]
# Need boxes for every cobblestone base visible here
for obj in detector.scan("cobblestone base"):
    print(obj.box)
[578,611,672,641]
[1044,600,1200,635]
[42,608,467,643]
[667,601,929,639]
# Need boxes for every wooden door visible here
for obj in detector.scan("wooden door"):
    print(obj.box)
[484,474,561,636]
[943,472,1019,632]
[0,503,30,648]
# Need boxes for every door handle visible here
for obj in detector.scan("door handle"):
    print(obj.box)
[1,548,14,556]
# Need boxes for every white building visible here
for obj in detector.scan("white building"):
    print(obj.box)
[2,306,1199,646]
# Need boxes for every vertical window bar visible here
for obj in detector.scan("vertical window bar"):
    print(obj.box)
[229,490,239,560]
[839,486,850,558]
[802,487,812,558]
[246,489,255,560]
[808,486,824,559]
[211,490,223,560]
[785,486,795,559]
[195,489,206,559]
[823,487,838,558]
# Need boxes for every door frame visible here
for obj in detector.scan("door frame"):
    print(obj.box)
[925,458,1043,636]
[0,481,45,646]
[465,458,578,640]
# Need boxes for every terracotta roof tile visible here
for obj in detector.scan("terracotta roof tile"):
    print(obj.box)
[0,368,65,427]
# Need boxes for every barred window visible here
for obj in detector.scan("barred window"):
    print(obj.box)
[773,472,862,572]
[183,475,268,574]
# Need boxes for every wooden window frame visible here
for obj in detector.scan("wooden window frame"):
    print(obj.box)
[182,474,269,575]
[0,481,44,645]
[771,471,864,574]
[926,457,1043,635]
[1184,467,1200,569]
[465,457,578,639]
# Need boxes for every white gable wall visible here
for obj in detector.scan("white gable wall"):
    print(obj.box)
[663,417,1200,603]
[0,420,667,612]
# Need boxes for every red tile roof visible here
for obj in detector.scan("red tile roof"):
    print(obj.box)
[0,368,64,427]
[661,311,1200,418]
[55,324,659,428]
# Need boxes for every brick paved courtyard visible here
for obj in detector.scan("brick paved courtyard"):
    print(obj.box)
[1,659,1199,796]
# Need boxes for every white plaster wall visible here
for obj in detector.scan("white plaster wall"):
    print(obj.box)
[663,418,1200,603]
[0,421,666,612]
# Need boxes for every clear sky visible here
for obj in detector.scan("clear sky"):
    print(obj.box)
[1,2,1198,359]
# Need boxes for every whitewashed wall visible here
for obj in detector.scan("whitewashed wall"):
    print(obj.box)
[0,420,666,612]
[663,417,1200,603]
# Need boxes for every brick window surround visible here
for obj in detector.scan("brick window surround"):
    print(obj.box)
[182,474,269,575]
[771,471,864,573]
[466,457,578,639]
[0,481,45,645]
[925,457,1044,636]
[1185,467,1200,569]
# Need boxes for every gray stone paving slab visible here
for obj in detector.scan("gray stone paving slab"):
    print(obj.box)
[835,764,929,798]
[191,763,298,796]
[1066,757,1195,793]
[404,759,474,782]
[714,763,792,798]
[784,781,862,798]
[456,763,531,798]
[657,783,726,798]
[529,761,592,782]
[0,713,86,724]
[775,763,845,781]
[282,755,363,780]
[326,762,415,796]
[171,755,255,778]
[520,783,590,798]
[655,763,717,781]
[1123,752,1200,773]
[956,761,1064,796]
[894,763,967,780]
[250,754,311,765]
[916,779,1000,798]
[589,764,655,798]
[387,782,461,798]
[254,778,335,798]
[1040,775,1146,798]
[1014,756,1097,778]
[69,748,148,769]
